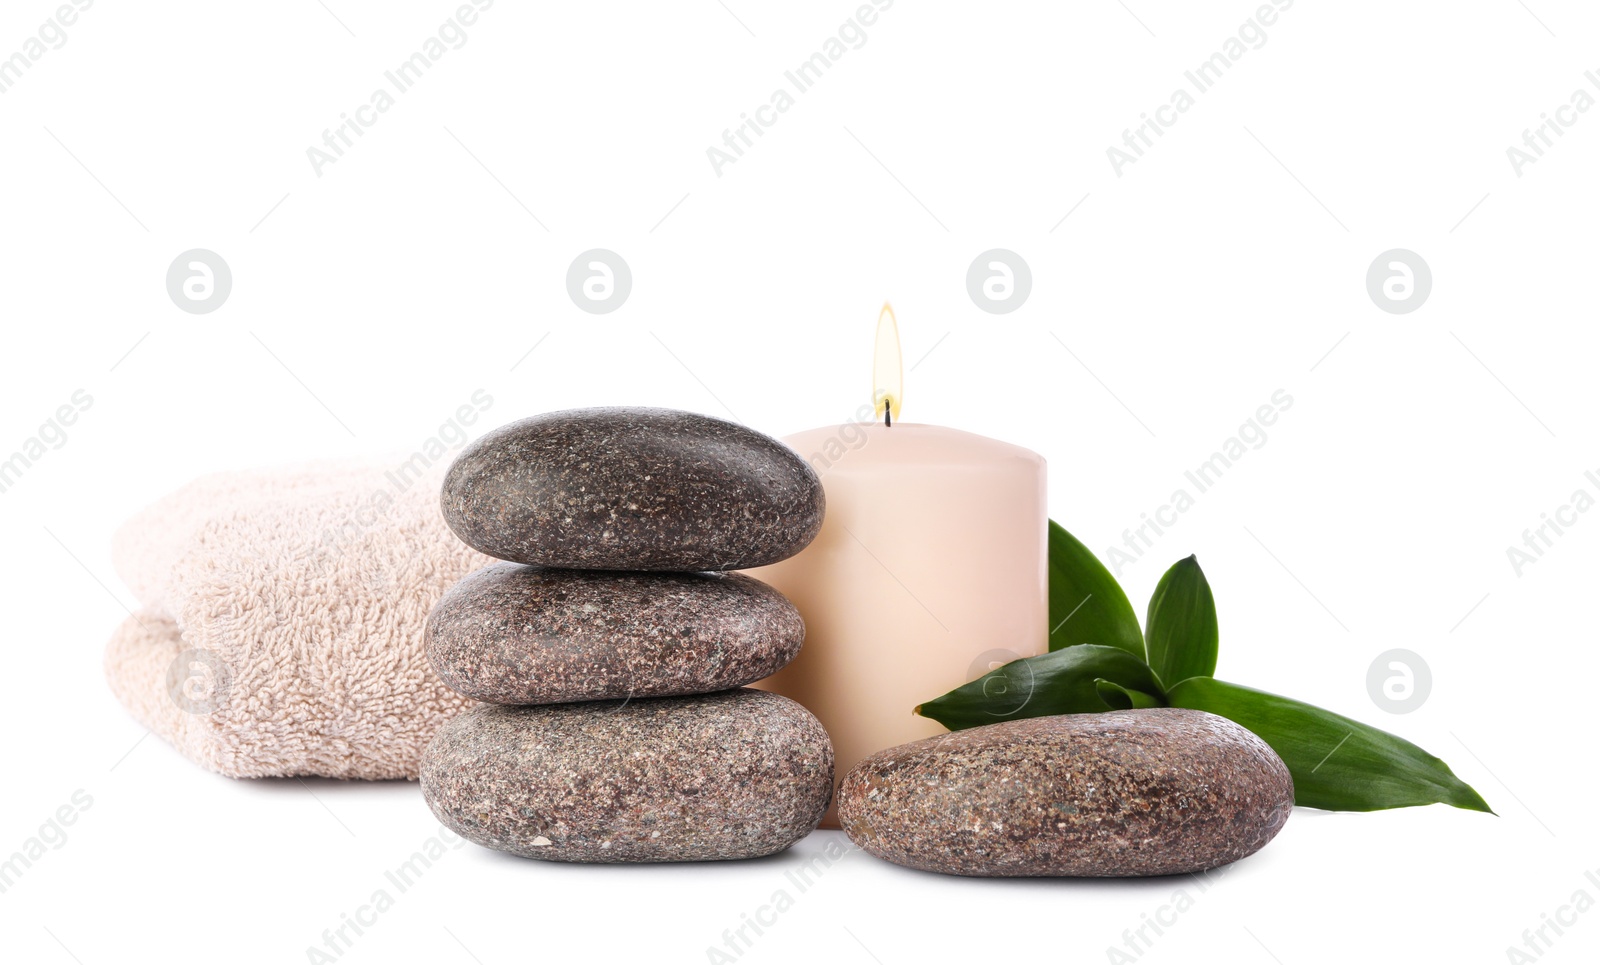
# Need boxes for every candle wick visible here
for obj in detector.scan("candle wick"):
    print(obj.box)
[884,400,892,428]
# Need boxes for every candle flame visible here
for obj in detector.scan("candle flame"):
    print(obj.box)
[872,302,903,424]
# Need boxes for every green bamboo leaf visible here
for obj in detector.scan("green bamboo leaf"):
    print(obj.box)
[1166,677,1493,813]
[1048,520,1144,659]
[916,645,1164,731]
[1094,678,1164,710]
[1145,555,1218,685]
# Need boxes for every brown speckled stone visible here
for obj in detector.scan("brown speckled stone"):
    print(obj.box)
[440,407,824,571]
[425,563,805,704]
[838,709,1292,877]
[420,689,834,862]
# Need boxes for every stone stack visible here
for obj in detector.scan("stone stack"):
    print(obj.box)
[420,407,834,862]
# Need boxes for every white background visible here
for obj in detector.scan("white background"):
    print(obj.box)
[1,1,1596,962]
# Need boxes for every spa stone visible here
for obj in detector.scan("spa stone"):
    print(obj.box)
[425,563,805,704]
[440,407,824,571]
[838,708,1293,877]
[421,689,834,862]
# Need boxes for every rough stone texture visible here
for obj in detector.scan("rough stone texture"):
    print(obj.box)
[440,407,825,571]
[421,689,834,862]
[426,563,805,704]
[838,708,1293,877]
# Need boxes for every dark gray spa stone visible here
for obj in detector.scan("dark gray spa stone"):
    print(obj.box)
[440,407,825,571]
[420,689,834,862]
[425,563,805,704]
[838,708,1293,877]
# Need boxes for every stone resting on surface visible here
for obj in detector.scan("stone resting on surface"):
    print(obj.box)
[422,689,834,863]
[837,708,1295,877]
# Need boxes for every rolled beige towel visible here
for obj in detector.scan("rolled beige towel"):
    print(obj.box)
[104,458,490,779]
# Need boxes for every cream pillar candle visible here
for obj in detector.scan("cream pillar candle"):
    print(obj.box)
[747,307,1047,827]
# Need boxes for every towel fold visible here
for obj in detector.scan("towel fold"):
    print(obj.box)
[104,458,490,779]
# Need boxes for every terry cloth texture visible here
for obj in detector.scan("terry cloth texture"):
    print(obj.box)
[103,458,490,779]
